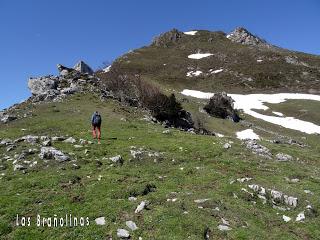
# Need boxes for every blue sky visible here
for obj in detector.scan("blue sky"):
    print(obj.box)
[0,0,319,110]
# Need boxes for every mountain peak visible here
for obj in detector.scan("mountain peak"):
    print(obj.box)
[152,28,183,47]
[226,27,269,47]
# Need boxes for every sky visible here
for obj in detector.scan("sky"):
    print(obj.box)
[0,0,319,110]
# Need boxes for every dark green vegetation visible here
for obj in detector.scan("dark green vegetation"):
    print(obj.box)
[1,93,320,239]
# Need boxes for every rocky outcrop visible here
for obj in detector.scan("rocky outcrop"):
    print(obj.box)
[152,28,183,47]
[28,76,58,95]
[226,27,270,47]
[203,92,240,122]
[27,61,98,104]
[39,147,70,162]
[73,60,94,74]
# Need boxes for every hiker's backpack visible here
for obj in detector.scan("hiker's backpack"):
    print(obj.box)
[93,114,101,125]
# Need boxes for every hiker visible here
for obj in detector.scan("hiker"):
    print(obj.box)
[91,111,102,143]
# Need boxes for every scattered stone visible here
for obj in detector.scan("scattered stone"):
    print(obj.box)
[276,153,293,162]
[135,201,147,213]
[304,190,313,195]
[6,145,16,152]
[162,129,171,134]
[21,135,39,144]
[109,155,123,164]
[223,143,231,149]
[74,145,83,148]
[285,177,300,183]
[0,139,13,146]
[128,196,137,201]
[282,215,291,222]
[218,224,232,231]
[245,140,272,159]
[64,137,76,144]
[42,140,51,146]
[283,195,298,207]
[117,229,130,239]
[95,217,106,225]
[194,199,210,204]
[51,136,66,141]
[39,147,70,162]
[237,177,252,183]
[296,211,305,222]
[14,164,26,171]
[126,220,138,231]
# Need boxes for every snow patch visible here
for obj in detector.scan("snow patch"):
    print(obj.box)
[236,129,260,140]
[272,111,284,117]
[184,31,198,35]
[103,65,111,73]
[181,89,320,134]
[188,53,213,59]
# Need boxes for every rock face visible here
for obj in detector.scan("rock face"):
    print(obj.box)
[152,28,183,47]
[226,27,269,47]
[204,92,240,122]
[73,60,94,74]
[28,76,58,95]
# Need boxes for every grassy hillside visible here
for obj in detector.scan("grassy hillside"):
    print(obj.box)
[101,29,320,94]
[1,93,320,239]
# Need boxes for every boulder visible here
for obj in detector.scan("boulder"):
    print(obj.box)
[276,153,293,161]
[204,92,240,122]
[126,220,138,231]
[73,61,94,75]
[39,147,70,162]
[135,201,148,213]
[117,229,130,239]
[28,76,58,95]
[109,155,123,164]
[94,217,106,225]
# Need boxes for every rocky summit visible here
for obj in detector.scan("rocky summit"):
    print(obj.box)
[1,27,320,239]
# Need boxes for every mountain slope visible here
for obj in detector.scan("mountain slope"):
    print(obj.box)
[1,27,320,239]
[101,28,320,94]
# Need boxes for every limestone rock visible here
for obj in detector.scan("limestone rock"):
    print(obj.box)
[152,28,183,47]
[276,153,293,162]
[28,76,58,95]
[94,217,106,225]
[39,147,70,162]
[117,229,130,239]
[126,220,138,231]
[226,27,269,47]
[73,61,94,75]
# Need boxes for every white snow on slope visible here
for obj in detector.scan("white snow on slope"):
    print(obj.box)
[103,65,111,73]
[210,68,223,74]
[184,31,198,35]
[181,89,320,134]
[236,129,260,140]
[187,70,203,77]
[273,111,284,117]
[188,53,213,59]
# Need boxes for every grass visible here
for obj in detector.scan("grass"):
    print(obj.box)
[0,93,320,239]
